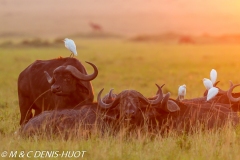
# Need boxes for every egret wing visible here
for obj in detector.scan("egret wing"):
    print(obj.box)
[207,87,219,101]
[210,69,217,84]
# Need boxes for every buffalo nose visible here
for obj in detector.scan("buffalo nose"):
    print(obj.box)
[125,110,136,117]
[51,85,61,92]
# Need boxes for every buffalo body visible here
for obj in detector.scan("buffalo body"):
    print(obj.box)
[18,57,98,125]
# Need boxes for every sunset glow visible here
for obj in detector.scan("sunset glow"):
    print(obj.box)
[1,0,240,37]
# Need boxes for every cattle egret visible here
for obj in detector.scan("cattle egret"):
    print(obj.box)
[63,38,77,57]
[178,84,186,101]
[207,87,219,101]
[210,69,217,84]
[203,78,213,90]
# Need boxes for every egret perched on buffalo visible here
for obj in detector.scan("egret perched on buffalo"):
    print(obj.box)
[177,84,186,101]
[210,69,217,84]
[203,69,219,101]
[203,78,213,90]
[63,38,77,57]
[203,69,218,90]
[207,87,219,101]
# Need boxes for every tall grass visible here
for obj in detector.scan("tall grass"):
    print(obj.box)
[1,39,240,159]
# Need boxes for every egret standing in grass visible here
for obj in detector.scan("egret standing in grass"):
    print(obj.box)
[63,38,77,57]
[177,84,186,101]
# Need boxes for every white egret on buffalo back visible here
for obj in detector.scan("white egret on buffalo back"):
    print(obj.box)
[203,78,213,90]
[210,69,217,84]
[63,38,77,57]
[177,84,186,101]
[207,87,219,101]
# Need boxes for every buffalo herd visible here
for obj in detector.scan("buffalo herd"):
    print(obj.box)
[18,57,240,138]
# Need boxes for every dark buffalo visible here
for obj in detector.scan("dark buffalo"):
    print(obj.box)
[20,103,99,139]
[227,83,240,111]
[20,85,165,137]
[97,85,165,126]
[184,81,231,105]
[20,84,239,138]
[18,57,98,125]
[149,86,240,133]
[98,84,239,132]
[191,81,240,111]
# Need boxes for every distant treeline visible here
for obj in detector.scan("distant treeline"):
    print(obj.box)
[0,38,63,47]
[130,32,240,44]
[0,32,122,47]
[2,32,240,47]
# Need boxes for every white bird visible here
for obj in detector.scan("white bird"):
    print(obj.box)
[207,87,219,101]
[177,84,186,101]
[63,38,77,57]
[210,69,217,84]
[203,78,213,90]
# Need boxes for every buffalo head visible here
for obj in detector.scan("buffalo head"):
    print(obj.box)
[44,61,98,96]
[97,85,163,121]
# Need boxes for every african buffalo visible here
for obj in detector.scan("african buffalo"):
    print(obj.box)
[98,84,240,132]
[20,103,99,139]
[191,81,240,111]
[20,84,239,138]
[149,85,240,132]
[18,57,98,125]
[97,85,165,126]
[20,85,165,137]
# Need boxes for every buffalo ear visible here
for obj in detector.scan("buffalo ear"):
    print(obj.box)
[44,71,55,84]
[156,93,180,113]
[166,100,180,112]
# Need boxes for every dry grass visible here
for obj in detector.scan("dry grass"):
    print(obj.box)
[1,39,240,159]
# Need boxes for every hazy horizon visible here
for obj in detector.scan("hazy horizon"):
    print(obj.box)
[1,0,240,38]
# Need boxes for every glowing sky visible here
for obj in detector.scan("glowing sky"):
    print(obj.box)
[1,0,240,37]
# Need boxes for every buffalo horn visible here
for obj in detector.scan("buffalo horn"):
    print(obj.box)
[97,88,119,109]
[103,89,116,104]
[218,81,233,95]
[155,84,165,95]
[157,92,180,112]
[65,61,98,81]
[227,83,240,102]
[149,84,165,100]
[44,71,55,84]
[139,84,164,105]
[213,81,220,87]
[108,89,115,100]
[149,84,164,105]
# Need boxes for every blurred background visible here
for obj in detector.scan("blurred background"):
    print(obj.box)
[1,0,240,43]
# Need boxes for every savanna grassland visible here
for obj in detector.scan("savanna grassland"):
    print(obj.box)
[1,39,240,160]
